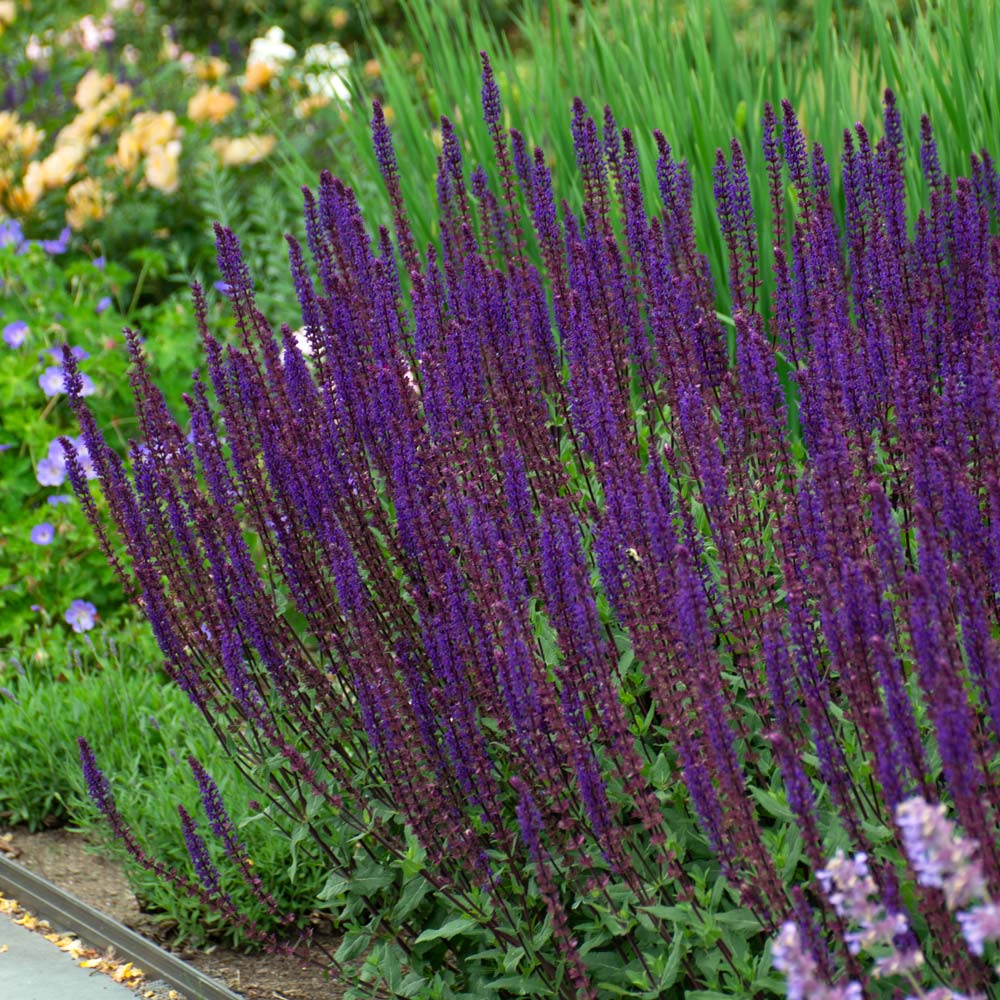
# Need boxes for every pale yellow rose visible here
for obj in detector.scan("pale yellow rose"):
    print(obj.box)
[20,161,44,203]
[104,82,133,110]
[66,176,110,230]
[89,82,131,125]
[0,110,18,143]
[56,108,102,147]
[193,56,229,82]
[14,120,44,158]
[74,69,113,110]
[144,139,181,193]
[115,130,142,171]
[187,86,237,124]
[8,184,39,213]
[38,142,87,188]
[0,2,16,28]
[122,110,179,157]
[242,60,275,93]
[210,133,276,167]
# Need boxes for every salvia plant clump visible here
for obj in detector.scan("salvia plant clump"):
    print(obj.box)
[67,53,1000,999]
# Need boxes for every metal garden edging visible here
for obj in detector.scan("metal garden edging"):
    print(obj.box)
[0,852,245,1000]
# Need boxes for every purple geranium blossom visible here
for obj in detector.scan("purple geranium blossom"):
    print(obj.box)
[3,320,27,347]
[64,599,97,633]
[30,522,54,545]
[39,367,67,396]
[36,457,66,486]
[39,366,95,397]
[38,226,71,255]
[47,494,73,506]
[0,219,26,252]
[36,437,97,486]
[95,296,113,315]
[40,345,89,363]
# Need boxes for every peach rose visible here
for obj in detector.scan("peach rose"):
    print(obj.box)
[187,86,237,124]
[210,133,276,167]
[144,139,181,193]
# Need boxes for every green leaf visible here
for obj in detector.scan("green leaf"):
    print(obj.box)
[486,975,550,994]
[716,908,764,933]
[396,972,428,998]
[660,930,685,990]
[749,786,794,822]
[393,875,431,922]
[350,859,396,895]
[414,915,479,944]
[502,946,525,973]
[319,872,350,902]
[638,903,692,925]
[335,928,373,963]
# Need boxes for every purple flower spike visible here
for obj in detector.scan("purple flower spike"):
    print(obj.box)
[178,805,224,895]
[188,757,245,859]
[78,737,115,816]
[772,922,862,1000]
[480,51,502,130]
[896,797,988,909]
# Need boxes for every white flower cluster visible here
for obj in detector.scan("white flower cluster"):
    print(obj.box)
[242,27,351,104]
[247,26,296,73]
[298,41,351,102]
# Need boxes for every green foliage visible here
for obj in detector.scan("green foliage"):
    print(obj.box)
[1,2,364,310]
[146,0,524,59]
[0,241,210,642]
[0,621,172,830]
[0,624,332,946]
[308,0,1000,318]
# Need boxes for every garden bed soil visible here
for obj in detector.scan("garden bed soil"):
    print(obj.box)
[0,826,346,999]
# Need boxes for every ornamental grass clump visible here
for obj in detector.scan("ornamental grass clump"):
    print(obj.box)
[68,53,1000,998]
